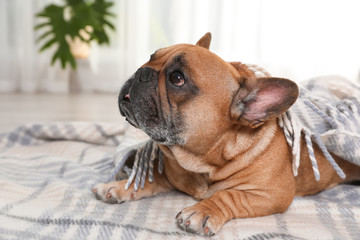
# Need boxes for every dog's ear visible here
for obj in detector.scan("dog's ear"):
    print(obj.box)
[196,32,212,49]
[231,77,299,128]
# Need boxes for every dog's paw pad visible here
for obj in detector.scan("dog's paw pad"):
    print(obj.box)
[204,226,213,235]
[130,191,136,201]
[175,207,219,236]
[106,192,112,199]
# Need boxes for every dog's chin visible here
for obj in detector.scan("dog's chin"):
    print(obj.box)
[149,135,167,143]
[125,116,184,145]
[125,117,139,128]
[119,102,184,145]
[119,104,164,142]
[119,103,140,128]
[144,127,185,145]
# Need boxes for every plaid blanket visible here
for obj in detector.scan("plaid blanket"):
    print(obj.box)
[279,75,360,180]
[0,120,359,239]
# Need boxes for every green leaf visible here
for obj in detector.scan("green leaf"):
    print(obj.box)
[103,19,115,30]
[50,41,77,69]
[51,51,59,65]
[60,55,66,68]
[67,51,77,69]
[92,29,109,45]
[103,11,116,17]
[36,31,53,43]
[34,22,50,30]
[39,38,57,52]
[36,13,50,18]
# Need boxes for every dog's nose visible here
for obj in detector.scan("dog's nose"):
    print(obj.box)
[136,67,156,82]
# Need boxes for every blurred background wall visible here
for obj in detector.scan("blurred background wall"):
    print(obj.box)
[0,0,359,93]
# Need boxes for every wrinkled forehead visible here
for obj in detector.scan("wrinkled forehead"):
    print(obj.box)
[143,44,228,75]
[142,44,211,70]
[149,45,188,63]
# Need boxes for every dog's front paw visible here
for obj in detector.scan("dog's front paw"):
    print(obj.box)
[92,181,136,204]
[175,204,224,236]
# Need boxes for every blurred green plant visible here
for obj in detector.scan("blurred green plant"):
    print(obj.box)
[35,0,115,70]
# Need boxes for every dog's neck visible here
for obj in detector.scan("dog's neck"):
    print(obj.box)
[212,120,277,181]
[160,119,278,182]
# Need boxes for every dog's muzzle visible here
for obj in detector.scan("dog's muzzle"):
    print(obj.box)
[118,67,159,128]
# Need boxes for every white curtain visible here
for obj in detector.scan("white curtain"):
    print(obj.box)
[1,0,359,93]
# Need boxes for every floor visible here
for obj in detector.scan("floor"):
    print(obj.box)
[0,93,125,133]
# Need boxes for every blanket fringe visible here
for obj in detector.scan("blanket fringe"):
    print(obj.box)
[279,86,360,181]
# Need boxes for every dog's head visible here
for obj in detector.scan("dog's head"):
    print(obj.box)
[118,33,299,150]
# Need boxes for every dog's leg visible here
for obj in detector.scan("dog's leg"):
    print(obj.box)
[176,189,292,236]
[92,167,173,204]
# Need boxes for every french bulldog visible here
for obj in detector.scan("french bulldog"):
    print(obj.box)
[92,33,360,236]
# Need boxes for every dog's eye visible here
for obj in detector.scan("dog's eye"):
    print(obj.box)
[170,72,185,87]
